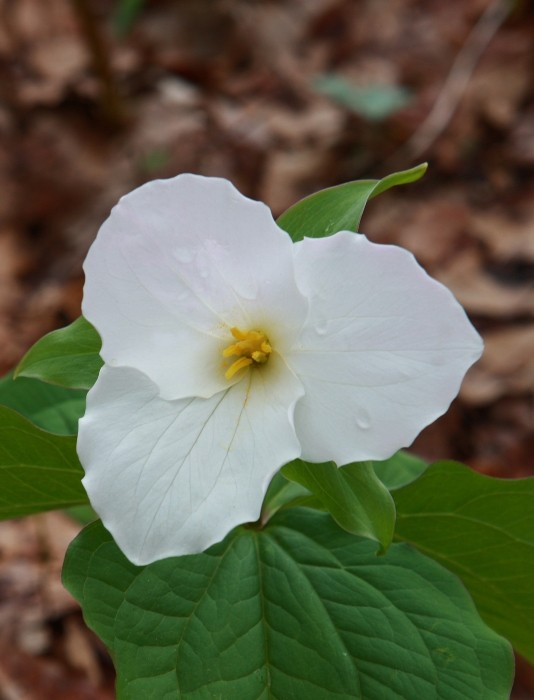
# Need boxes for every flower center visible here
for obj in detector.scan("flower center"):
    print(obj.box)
[222,327,272,380]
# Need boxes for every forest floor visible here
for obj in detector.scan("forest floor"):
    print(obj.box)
[0,0,532,697]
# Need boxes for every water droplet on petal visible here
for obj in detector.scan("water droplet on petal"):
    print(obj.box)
[355,408,371,430]
[315,320,328,336]
[238,281,259,301]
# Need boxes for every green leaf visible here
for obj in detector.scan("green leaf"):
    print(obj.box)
[277,163,427,242]
[15,316,103,390]
[65,505,97,525]
[314,74,412,121]
[282,459,395,552]
[394,460,534,662]
[0,372,85,435]
[261,470,311,521]
[63,510,513,699]
[373,450,428,490]
[113,0,145,37]
[0,406,88,519]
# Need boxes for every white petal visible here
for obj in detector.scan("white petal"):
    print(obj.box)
[83,174,307,400]
[287,232,483,464]
[78,361,303,565]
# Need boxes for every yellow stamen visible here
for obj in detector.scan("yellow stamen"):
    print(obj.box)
[223,326,272,380]
[225,356,253,380]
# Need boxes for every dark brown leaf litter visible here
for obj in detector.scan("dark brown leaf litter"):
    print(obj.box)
[0,0,533,695]
[0,513,116,698]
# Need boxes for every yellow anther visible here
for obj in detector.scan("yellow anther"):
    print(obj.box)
[223,327,272,380]
[225,357,253,380]
[230,327,249,341]
[222,343,241,358]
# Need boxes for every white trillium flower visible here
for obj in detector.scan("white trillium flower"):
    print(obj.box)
[78,174,483,565]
